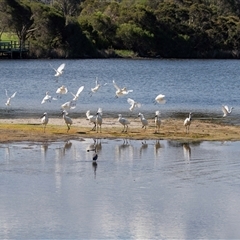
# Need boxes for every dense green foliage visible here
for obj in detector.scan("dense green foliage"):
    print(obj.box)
[1,0,240,58]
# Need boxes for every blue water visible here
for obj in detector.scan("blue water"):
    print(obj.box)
[1,59,240,121]
[1,139,240,239]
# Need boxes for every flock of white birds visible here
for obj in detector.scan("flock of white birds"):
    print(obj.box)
[4,63,234,134]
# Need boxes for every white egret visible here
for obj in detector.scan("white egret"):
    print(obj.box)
[86,110,97,130]
[118,114,130,132]
[56,85,68,96]
[40,112,49,133]
[113,80,133,97]
[138,113,148,130]
[71,86,84,101]
[155,94,166,104]
[89,77,107,96]
[5,89,17,106]
[62,110,73,132]
[50,63,65,79]
[154,110,161,133]
[61,100,76,112]
[184,112,192,133]
[41,91,57,104]
[222,105,234,117]
[127,98,141,111]
[96,108,103,133]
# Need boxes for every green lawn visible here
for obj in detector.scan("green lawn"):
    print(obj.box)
[0,32,18,41]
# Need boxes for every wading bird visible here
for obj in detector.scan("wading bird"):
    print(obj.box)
[138,113,148,130]
[127,98,141,111]
[50,63,65,79]
[113,80,133,97]
[154,110,161,133]
[40,112,48,133]
[118,114,130,132]
[155,94,166,104]
[41,91,57,104]
[86,110,97,130]
[96,108,103,133]
[62,110,72,132]
[5,89,17,107]
[184,112,192,134]
[222,105,234,117]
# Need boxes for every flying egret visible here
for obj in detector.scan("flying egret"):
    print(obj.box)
[127,98,141,111]
[113,80,133,97]
[41,91,57,104]
[118,114,130,132]
[89,77,107,96]
[184,112,192,134]
[155,94,166,104]
[222,105,234,117]
[5,89,17,107]
[62,110,73,132]
[71,86,84,101]
[86,110,97,131]
[96,108,103,133]
[40,112,49,133]
[138,113,148,130]
[50,63,65,79]
[56,85,68,96]
[61,100,76,113]
[154,110,161,133]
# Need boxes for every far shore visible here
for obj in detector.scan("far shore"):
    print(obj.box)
[0,116,240,143]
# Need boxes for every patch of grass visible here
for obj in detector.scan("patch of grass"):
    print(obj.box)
[0,32,18,41]
[114,49,136,58]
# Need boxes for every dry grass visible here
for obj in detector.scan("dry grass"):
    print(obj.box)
[0,117,240,143]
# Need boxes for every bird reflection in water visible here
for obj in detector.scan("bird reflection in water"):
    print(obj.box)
[87,140,99,178]
[183,143,191,162]
[154,140,162,156]
[63,140,72,155]
[140,140,148,157]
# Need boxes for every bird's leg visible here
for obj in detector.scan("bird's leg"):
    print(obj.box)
[91,123,96,131]
[125,125,128,132]
[67,125,70,132]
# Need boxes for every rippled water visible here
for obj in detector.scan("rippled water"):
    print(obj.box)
[1,59,240,122]
[1,139,240,239]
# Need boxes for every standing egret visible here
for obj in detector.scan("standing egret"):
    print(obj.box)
[222,105,234,117]
[138,113,148,130]
[50,63,65,80]
[155,94,166,104]
[62,110,72,132]
[5,89,17,107]
[89,77,107,96]
[118,114,130,132]
[41,91,57,104]
[184,112,192,134]
[154,110,161,133]
[95,108,103,133]
[127,98,141,111]
[40,112,49,133]
[113,80,133,97]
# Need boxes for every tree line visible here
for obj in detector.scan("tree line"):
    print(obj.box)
[1,0,240,58]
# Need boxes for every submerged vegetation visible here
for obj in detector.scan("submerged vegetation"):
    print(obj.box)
[1,0,240,58]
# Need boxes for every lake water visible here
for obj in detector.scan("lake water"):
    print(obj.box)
[1,59,240,239]
[0,59,240,123]
[0,139,240,239]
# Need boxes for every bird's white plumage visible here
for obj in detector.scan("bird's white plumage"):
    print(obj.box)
[71,86,84,101]
[61,100,76,112]
[138,113,148,129]
[62,110,73,132]
[5,89,17,106]
[127,98,141,111]
[41,112,49,132]
[86,110,97,130]
[118,114,130,132]
[96,108,103,133]
[113,80,133,97]
[184,112,192,133]
[155,94,166,104]
[155,110,161,133]
[56,85,68,95]
[41,91,57,104]
[222,105,233,117]
[50,63,65,77]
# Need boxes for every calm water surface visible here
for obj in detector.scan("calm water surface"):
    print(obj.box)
[0,59,240,122]
[1,139,240,239]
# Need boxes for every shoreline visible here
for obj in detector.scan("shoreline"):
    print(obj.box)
[0,117,240,143]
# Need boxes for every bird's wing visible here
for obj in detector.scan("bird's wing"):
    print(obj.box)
[57,63,65,72]
[155,110,160,116]
[136,102,141,108]
[97,107,103,115]
[113,80,120,90]
[127,98,135,105]
[75,86,84,97]
[10,92,17,99]
[222,105,228,114]
[5,89,9,98]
